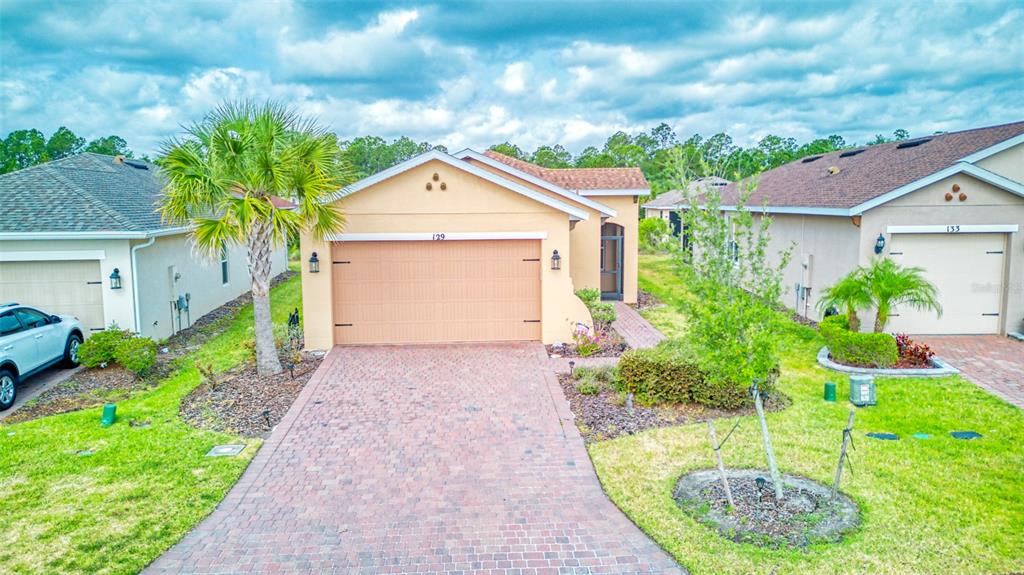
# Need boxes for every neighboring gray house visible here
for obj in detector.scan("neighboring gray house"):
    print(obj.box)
[643,121,1024,336]
[643,176,730,239]
[0,153,288,340]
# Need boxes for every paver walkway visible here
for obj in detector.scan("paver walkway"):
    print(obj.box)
[612,302,665,350]
[918,335,1024,409]
[146,343,683,574]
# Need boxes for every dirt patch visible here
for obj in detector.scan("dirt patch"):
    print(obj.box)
[559,373,789,443]
[179,353,321,438]
[673,469,860,548]
[4,271,296,425]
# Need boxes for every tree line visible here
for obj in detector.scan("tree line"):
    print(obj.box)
[2,124,914,194]
[0,127,140,174]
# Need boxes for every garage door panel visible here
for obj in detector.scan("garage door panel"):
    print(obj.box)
[332,240,541,344]
[0,260,105,334]
[888,233,1004,334]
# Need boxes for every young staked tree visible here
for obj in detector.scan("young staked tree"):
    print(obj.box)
[160,101,352,375]
[668,152,793,500]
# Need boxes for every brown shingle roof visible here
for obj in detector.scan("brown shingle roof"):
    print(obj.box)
[483,150,649,191]
[721,120,1024,211]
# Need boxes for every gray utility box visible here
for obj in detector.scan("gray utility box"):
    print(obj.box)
[849,375,877,406]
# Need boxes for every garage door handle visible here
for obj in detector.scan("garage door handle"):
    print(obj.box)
[982,313,1000,316]
[986,251,1003,254]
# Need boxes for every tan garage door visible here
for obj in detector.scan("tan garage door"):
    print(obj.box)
[0,260,106,334]
[888,233,1005,334]
[332,240,542,345]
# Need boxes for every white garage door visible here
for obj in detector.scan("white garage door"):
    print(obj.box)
[888,233,1005,334]
[0,260,106,335]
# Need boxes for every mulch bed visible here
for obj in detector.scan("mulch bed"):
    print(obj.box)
[179,353,321,438]
[3,271,297,425]
[674,469,860,548]
[3,366,155,424]
[631,289,662,311]
[547,328,629,359]
[559,374,790,443]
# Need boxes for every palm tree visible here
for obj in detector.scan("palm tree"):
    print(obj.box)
[159,101,351,375]
[817,269,873,331]
[864,258,942,332]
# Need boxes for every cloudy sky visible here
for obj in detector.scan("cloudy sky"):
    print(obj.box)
[2,0,1022,156]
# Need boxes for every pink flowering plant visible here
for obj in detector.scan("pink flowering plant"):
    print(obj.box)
[572,323,605,357]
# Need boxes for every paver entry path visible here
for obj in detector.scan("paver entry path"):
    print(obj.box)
[146,343,683,574]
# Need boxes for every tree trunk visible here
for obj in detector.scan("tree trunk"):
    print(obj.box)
[873,304,887,333]
[247,219,282,376]
[753,383,784,501]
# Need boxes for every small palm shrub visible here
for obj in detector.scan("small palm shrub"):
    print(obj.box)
[820,314,898,368]
[78,327,132,368]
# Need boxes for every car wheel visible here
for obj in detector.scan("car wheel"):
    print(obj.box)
[64,334,83,368]
[0,369,16,411]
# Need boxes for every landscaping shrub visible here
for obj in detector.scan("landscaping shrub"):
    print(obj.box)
[575,365,616,383]
[572,324,602,357]
[639,216,670,253]
[820,314,898,368]
[575,288,617,330]
[114,336,157,375]
[617,341,704,405]
[895,333,935,366]
[575,378,600,395]
[77,327,132,368]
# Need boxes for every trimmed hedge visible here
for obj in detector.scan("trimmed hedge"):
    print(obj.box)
[820,314,898,368]
[617,341,751,409]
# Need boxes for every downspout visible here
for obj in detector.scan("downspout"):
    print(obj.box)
[131,236,156,334]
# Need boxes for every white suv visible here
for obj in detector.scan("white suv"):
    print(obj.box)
[0,303,84,411]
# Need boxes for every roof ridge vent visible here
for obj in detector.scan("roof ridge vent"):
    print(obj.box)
[124,159,149,170]
[895,138,932,149]
[839,149,865,158]
[801,155,822,163]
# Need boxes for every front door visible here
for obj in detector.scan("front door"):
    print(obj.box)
[601,223,624,301]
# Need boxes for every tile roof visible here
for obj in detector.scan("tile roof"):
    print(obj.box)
[720,120,1024,211]
[642,177,731,208]
[483,150,649,191]
[0,153,171,233]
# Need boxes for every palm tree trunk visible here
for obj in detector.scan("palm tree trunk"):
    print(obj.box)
[247,220,282,375]
[874,303,888,333]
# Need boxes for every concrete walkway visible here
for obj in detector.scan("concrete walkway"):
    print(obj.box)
[145,344,683,574]
[918,335,1024,409]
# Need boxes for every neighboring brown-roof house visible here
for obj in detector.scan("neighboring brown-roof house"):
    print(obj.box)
[642,177,731,209]
[483,150,649,192]
[719,120,1024,212]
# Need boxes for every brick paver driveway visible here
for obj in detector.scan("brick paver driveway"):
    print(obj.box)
[146,343,683,574]
[919,335,1024,409]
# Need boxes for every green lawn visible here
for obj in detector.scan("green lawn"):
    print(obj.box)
[591,255,1024,575]
[0,274,302,575]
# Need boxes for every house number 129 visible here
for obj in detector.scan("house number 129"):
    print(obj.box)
[432,233,446,240]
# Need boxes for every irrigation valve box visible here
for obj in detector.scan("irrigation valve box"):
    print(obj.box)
[849,375,877,406]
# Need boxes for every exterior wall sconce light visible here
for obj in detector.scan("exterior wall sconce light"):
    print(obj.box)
[109,268,123,290]
[551,249,562,270]
[874,234,886,254]
[308,252,320,273]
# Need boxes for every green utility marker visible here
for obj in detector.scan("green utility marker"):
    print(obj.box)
[100,403,117,427]
[824,381,837,402]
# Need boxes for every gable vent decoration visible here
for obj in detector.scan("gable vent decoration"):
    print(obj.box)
[426,172,447,191]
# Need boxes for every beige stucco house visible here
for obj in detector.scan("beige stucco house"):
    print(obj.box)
[0,153,288,340]
[300,149,646,348]
[644,121,1024,336]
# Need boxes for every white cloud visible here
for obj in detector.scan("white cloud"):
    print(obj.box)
[496,62,530,94]
[278,9,421,77]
